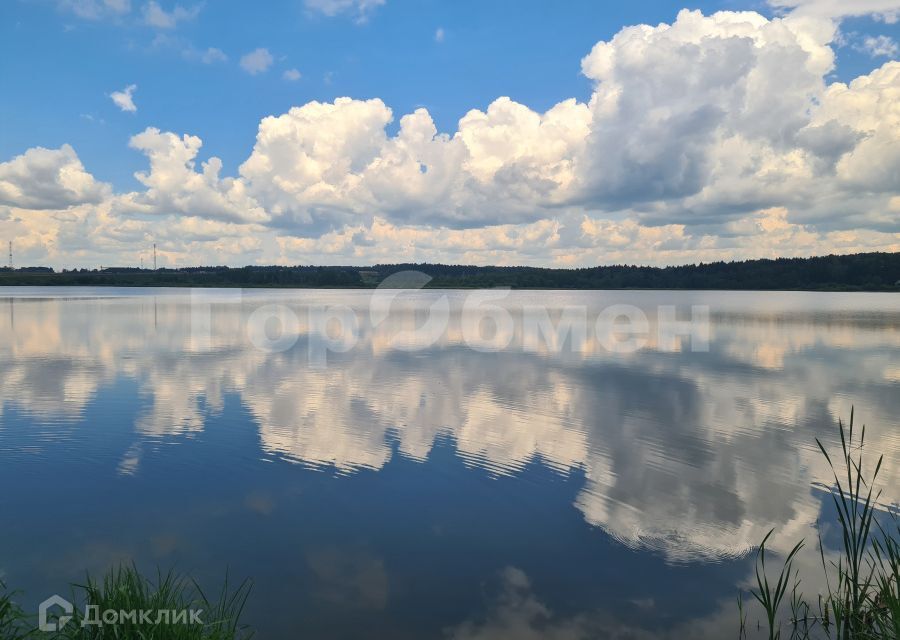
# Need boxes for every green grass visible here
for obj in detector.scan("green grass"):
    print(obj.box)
[1,579,34,639]
[0,567,252,639]
[740,410,899,639]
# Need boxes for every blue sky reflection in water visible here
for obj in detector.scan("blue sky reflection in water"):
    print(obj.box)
[0,289,899,639]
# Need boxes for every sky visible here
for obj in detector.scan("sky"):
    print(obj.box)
[0,0,899,269]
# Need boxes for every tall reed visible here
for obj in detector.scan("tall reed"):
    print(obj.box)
[0,580,34,639]
[741,410,899,639]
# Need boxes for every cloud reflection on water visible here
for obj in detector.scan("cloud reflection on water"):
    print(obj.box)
[1,289,897,568]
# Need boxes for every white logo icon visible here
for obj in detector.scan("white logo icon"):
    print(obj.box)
[38,594,73,632]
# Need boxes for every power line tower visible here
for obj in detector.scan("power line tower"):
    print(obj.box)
[7,241,11,270]
[153,243,157,271]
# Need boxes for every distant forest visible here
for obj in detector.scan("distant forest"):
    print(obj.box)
[0,252,898,291]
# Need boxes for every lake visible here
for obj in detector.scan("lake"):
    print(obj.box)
[1,287,898,639]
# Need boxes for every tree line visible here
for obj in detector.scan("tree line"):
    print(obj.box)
[0,252,898,290]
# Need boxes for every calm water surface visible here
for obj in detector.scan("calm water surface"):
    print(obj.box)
[1,288,898,639]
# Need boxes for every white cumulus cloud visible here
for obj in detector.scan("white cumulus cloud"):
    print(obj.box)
[240,48,274,75]
[4,8,900,268]
[58,0,131,20]
[115,127,269,224]
[0,145,110,210]
[768,0,900,20]
[200,47,228,64]
[857,34,899,57]
[141,1,200,28]
[304,0,385,21]
[110,84,137,112]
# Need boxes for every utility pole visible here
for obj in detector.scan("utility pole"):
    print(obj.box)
[153,243,157,271]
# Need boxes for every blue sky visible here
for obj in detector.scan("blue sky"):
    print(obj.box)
[0,0,898,267]
[3,0,896,191]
